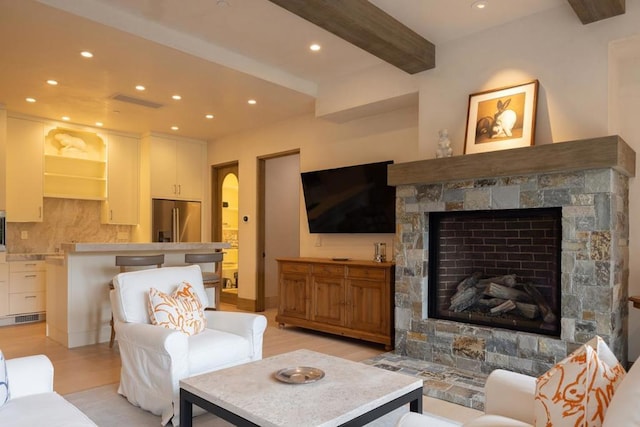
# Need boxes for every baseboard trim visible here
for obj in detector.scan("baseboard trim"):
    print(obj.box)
[236,297,257,312]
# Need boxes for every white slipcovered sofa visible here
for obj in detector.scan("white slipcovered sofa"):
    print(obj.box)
[110,265,268,426]
[0,354,96,426]
[397,355,640,427]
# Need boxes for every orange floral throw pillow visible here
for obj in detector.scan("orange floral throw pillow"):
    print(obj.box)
[534,336,626,427]
[147,282,206,336]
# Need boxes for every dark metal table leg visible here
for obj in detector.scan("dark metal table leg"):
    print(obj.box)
[180,388,193,427]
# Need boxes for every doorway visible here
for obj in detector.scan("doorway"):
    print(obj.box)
[257,151,300,311]
[212,163,239,306]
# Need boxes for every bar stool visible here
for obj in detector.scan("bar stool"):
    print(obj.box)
[109,254,164,348]
[185,252,223,310]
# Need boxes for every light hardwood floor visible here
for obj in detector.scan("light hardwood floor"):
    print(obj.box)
[0,304,481,423]
[0,304,385,395]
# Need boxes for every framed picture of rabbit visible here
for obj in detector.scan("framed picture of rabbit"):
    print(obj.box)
[464,80,539,154]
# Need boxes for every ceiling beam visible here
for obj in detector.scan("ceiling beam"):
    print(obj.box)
[267,0,435,74]
[567,0,625,24]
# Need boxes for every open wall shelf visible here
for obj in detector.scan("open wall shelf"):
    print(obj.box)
[43,127,107,200]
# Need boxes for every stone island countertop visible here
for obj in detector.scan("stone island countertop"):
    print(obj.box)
[60,242,230,253]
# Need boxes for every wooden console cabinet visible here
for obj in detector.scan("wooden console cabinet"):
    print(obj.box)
[276,257,395,349]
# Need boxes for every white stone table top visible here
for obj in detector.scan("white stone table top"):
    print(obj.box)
[180,349,423,427]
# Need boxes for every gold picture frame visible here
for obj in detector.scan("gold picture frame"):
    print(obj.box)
[464,80,539,155]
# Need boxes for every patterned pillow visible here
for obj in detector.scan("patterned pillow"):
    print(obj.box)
[147,282,206,336]
[534,336,626,427]
[0,350,9,406]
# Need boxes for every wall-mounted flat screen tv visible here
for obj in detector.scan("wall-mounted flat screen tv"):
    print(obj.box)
[300,160,395,233]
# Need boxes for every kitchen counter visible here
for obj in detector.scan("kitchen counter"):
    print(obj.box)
[7,253,56,261]
[46,241,230,348]
[61,242,229,253]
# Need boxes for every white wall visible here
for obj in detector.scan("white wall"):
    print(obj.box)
[0,107,6,210]
[208,107,419,302]
[610,33,640,361]
[209,1,640,360]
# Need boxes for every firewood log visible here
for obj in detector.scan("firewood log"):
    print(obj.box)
[478,274,517,288]
[456,271,483,292]
[515,302,540,319]
[477,298,507,308]
[489,299,516,315]
[484,282,533,303]
[449,286,482,312]
[523,283,557,324]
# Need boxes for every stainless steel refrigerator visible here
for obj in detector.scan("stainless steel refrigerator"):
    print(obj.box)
[152,199,201,242]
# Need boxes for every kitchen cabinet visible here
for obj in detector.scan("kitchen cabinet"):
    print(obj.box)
[102,133,140,224]
[8,261,46,315]
[43,127,107,200]
[276,258,394,349]
[0,261,8,317]
[150,136,204,200]
[6,117,44,222]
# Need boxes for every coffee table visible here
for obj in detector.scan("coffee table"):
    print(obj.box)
[179,349,423,426]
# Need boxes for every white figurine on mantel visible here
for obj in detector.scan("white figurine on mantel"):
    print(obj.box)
[436,129,453,158]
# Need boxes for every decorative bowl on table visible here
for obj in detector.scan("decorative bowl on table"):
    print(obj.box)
[274,366,325,384]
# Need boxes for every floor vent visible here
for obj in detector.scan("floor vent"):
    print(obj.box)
[15,313,42,323]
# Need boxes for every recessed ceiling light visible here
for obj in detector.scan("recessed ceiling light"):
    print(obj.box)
[171,126,179,131]
[205,114,214,119]
[172,95,182,100]
[135,85,146,91]
[248,99,257,105]
[25,97,36,103]
[62,116,70,121]
[472,1,487,9]
[95,122,104,127]
[310,43,321,52]
[47,79,58,86]
[80,51,93,58]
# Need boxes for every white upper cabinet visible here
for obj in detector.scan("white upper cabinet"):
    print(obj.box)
[102,134,140,225]
[6,117,44,222]
[150,136,204,200]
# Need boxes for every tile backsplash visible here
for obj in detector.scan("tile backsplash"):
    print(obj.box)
[6,198,134,254]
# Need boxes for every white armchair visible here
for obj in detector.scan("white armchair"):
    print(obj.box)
[110,265,267,426]
[0,355,97,426]
[397,355,640,427]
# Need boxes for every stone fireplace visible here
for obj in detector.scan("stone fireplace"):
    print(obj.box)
[388,136,635,377]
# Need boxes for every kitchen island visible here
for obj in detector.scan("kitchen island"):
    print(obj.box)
[46,242,229,348]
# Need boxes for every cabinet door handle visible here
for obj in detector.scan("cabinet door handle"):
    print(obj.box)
[178,184,182,195]
[173,184,177,194]
[24,263,37,267]
[24,274,37,278]
[110,210,113,221]
[25,295,36,299]
[39,206,42,219]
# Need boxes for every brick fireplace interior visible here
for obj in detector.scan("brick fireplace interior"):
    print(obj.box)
[389,137,635,377]
[428,207,562,337]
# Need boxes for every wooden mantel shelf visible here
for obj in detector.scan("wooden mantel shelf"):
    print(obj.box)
[388,136,635,186]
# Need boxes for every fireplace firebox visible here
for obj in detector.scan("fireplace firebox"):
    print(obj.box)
[428,208,562,336]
